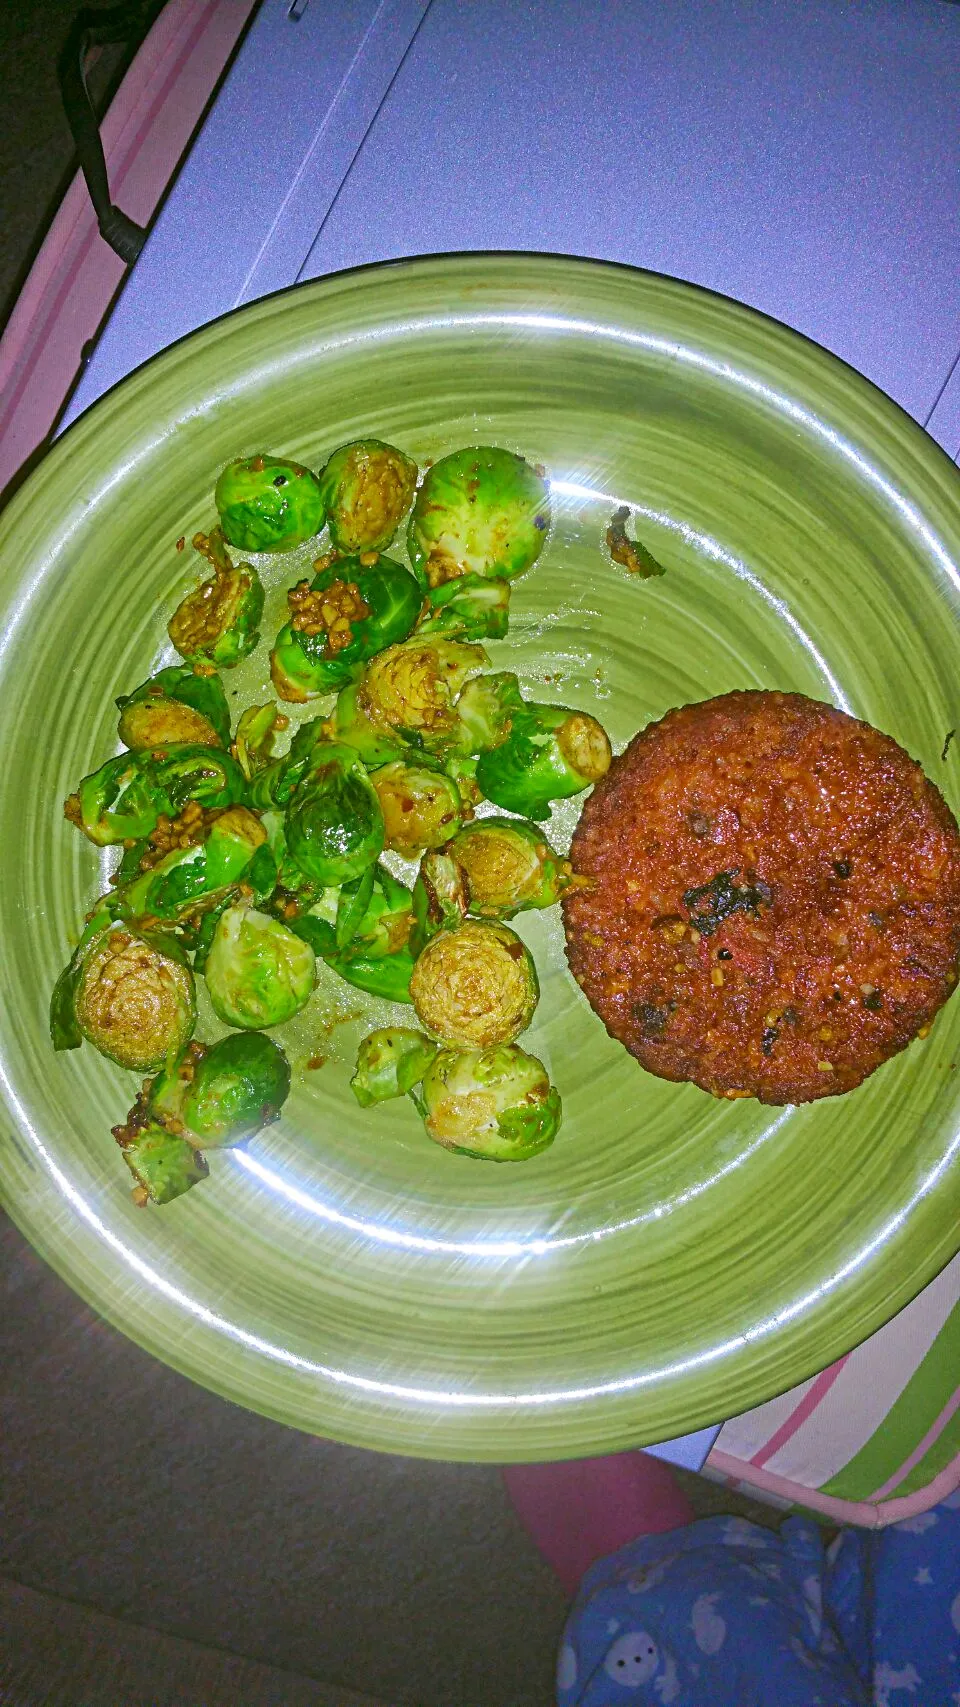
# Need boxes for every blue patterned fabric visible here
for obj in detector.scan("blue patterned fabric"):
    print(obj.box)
[557,1495,960,1705]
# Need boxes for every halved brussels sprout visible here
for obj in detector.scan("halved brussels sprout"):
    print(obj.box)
[350,1027,438,1107]
[204,903,316,1029]
[270,553,421,701]
[329,679,411,767]
[323,862,414,960]
[409,920,539,1046]
[115,1120,209,1205]
[441,751,483,808]
[113,805,267,927]
[245,717,329,812]
[168,530,265,670]
[232,702,288,781]
[415,573,511,642]
[288,865,416,1001]
[448,816,582,918]
[370,759,463,857]
[475,703,611,820]
[148,1032,291,1148]
[317,439,418,554]
[66,744,248,848]
[353,637,488,751]
[70,926,196,1069]
[284,741,384,886]
[407,446,550,587]
[410,849,469,954]
[420,1044,561,1160]
[215,454,326,553]
[116,666,230,749]
[448,670,524,755]
[65,753,160,847]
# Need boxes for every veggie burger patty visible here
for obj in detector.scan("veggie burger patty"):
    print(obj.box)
[563,690,960,1104]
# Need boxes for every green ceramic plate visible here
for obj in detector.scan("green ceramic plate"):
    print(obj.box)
[2,255,960,1461]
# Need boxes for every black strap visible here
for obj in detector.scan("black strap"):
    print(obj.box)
[58,2,165,264]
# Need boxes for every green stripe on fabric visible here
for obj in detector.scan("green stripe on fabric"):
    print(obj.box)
[820,1300,960,1502]
[889,1406,960,1502]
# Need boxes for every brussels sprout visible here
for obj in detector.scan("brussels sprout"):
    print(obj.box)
[168,530,265,669]
[287,913,338,956]
[49,902,114,1051]
[281,741,384,887]
[290,862,413,960]
[441,751,483,808]
[407,446,550,587]
[350,1027,438,1107]
[345,863,414,958]
[410,849,469,953]
[204,903,316,1029]
[332,861,376,948]
[329,948,416,1004]
[68,926,196,1069]
[317,439,418,554]
[415,574,511,642]
[476,703,612,820]
[270,553,421,702]
[329,679,411,767]
[232,702,288,781]
[293,865,415,1001]
[116,666,230,749]
[420,1044,561,1160]
[148,1032,291,1148]
[351,637,488,752]
[69,744,249,849]
[261,815,328,924]
[449,670,525,756]
[147,745,248,815]
[214,454,326,553]
[65,753,162,847]
[370,759,463,857]
[448,816,583,918]
[115,1120,209,1205]
[246,717,330,812]
[409,920,539,1047]
[113,805,267,926]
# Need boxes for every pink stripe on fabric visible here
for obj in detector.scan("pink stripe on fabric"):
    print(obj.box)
[749,1356,850,1470]
[867,1383,960,1502]
[708,1444,960,1530]
[0,0,247,489]
[0,0,218,443]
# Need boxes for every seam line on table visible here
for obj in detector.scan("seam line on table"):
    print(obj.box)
[923,345,960,429]
[234,0,396,305]
[294,0,437,284]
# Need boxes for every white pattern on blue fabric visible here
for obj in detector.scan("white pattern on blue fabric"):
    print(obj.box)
[722,1517,768,1548]
[653,1652,681,1702]
[691,1594,726,1655]
[895,1513,938,1535]
[604,1632,660,1688]
[874,1660,921,1704]
[556,1642,577,1692]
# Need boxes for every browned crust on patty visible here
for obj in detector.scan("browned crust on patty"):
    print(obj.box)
[562,691,960,1104]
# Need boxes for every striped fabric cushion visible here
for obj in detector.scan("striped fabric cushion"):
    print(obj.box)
[704,1251,960,1527]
